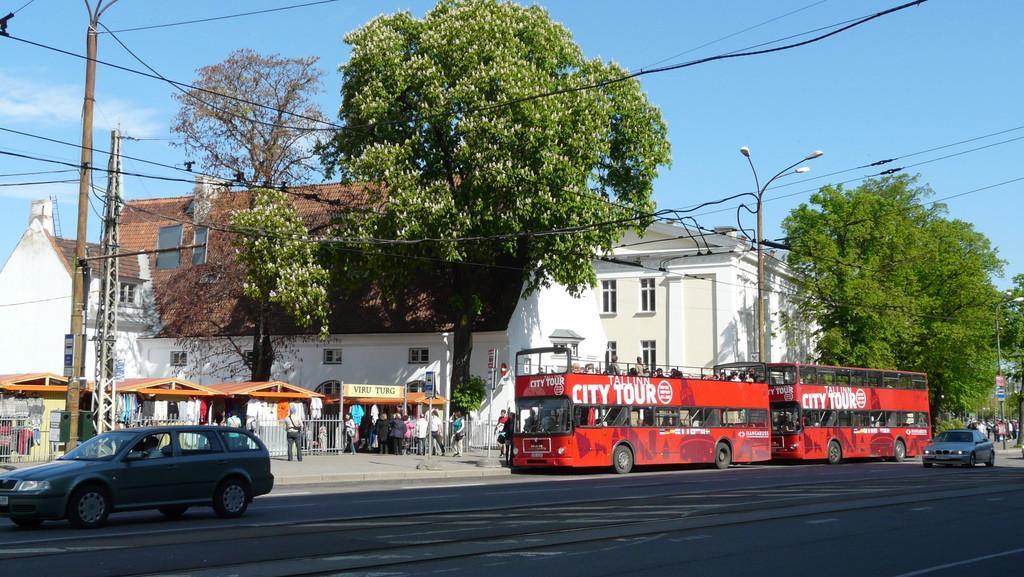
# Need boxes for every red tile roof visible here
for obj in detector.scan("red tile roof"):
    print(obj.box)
[51,234,142,280]
[118,182,522,339]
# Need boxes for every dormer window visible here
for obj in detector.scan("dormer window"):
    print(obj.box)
[156,225,182,270]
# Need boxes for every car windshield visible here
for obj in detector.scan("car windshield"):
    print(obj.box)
[59,431,139,461]
[935,431,973,443]
[517,398,571,434]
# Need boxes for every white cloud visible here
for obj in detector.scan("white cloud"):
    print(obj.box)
[0,180,78,202]
[0,72,163,137]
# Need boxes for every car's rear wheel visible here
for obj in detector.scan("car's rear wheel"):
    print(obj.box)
[213,478,251,518]
[714,442,732,470]
[826,441,842,465]
[158,506,189,519]
[612,445,634,474]
[67,485,110,529]
[893,440,906,463]
[964,452,976,468]
[10,517,43,529]
[986,451,995,467]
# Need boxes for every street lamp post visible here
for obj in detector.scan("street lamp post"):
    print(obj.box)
[739,147,823,363]
[995,295,1024,450]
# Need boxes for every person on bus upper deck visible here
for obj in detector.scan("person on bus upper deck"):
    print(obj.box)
[654,368,664,377]
[606,355,620,375]
[670,368,682,378]
[635,356,645,375]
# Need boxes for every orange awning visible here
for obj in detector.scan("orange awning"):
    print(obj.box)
[406,392,448,405]
[0,373,70,393]
[207,381,323,399]
[115,378,220,397]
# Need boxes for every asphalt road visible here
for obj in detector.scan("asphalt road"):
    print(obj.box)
[2,454,1023,577]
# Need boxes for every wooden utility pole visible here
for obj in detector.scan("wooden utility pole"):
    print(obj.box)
[67,0,118,449]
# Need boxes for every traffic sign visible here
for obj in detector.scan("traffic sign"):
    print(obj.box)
[996,385,1006,400]
[487,348,497,370]
[424,371,435,397]
[63,334,74,377]
[114,359,125,380]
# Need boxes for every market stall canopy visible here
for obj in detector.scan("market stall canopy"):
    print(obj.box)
[207,381,323,400]
[406,392,448,405]
[116,377,220,397]
[0,373,69,393]
[329,383,406,406]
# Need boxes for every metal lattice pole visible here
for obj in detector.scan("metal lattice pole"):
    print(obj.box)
[94,129,121,433]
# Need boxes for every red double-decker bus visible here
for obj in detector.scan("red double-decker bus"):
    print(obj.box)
[716,362,931,464]
[511,347,771,473]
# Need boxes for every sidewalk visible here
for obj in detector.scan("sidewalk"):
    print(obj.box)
[271,449,511,486]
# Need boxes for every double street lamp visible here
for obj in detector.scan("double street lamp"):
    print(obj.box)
[739,146,823,363]
[995,294,1024,449]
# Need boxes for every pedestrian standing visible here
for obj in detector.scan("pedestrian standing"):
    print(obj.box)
[344,413,357,454]
[429,409,445,456]
[403,414,414,454]
[389,413,407,455]
[502,411,516,466]
[225,411,241,428]
[496,409,509,459]
[376,412,392,454]
[414,414,428,455]
[285,406,304,462]
[450,411,465,457]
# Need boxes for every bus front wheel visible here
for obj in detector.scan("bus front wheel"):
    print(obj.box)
[714,442,732,470]
[826,441,842,465]
[893,440,907,463]
[612,445,634,474]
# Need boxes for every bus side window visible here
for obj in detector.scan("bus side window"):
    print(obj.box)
[703,408,721,427]
[748,409,768,427]
[801,366,816,385]
[656,407,679,427]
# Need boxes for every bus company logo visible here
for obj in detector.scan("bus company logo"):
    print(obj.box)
[553,383,564,396]
[528,375,565,389]
[905,428,929,436]
[657,380,673,404]
[770,385,794,401]
[738,430,769,439]
[801,387,867,410]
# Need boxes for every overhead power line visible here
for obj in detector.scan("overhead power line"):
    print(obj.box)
[0,178,78,187]
[2,0,928,137]
[102,0,345,34]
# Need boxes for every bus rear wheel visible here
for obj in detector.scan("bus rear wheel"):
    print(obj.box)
[612,445,634,474]
[826,441,842,465]
[714,442,732,470]
[893,440,906,463]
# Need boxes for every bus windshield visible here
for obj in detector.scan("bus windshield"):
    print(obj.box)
[517,398,571,434]
[771,402,801,434]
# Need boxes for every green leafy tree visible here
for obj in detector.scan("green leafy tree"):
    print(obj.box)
[451,375,487,414]
[231,188,331,379]
[782,175,1003,415]
[319,0,671,395]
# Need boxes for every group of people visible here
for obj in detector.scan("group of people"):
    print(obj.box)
[339,409,464,457]
[968,418,1019,442]
[603,355,686,378]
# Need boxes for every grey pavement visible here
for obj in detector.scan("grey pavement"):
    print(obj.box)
[269,448,510,485]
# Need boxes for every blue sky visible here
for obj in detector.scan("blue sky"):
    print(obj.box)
[1,0,1021,288]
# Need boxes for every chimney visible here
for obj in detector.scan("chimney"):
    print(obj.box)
[29,199,54,235]
[713,226,738,238]
[192,175,225,225]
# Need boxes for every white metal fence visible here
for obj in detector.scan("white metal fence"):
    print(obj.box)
[125,417,348,458]
[0,418,56,463]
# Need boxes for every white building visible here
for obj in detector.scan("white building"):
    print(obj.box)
[594,221,813,373]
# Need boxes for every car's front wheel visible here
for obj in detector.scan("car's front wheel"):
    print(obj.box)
[213,478,251,518]
[67,485,111,529]
[964,452,976,468]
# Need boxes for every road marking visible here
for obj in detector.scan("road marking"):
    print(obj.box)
[483,551,564,558]
[352,493,458,503]
[910,506,933,512]
[806,518,839,524]
[265,491,313,498]
[253,503,321,510]
[401,483,485,489]
[485,487,573,495]
[986,497,1004,502]
[890,546,1024,577]
[669,534,711,542]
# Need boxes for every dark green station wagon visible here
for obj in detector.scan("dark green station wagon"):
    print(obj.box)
[0,426,274,529]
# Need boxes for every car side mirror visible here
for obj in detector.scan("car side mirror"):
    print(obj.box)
[124,450,147,461]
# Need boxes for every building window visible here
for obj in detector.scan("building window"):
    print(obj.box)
[605,341,617,365]
[641,340,656,370]
[170,351,187,366]
[192,226,208,265]
[323,348,343,365]
[156,225,182,270]
[640,278,656,312]
[601,280,617,313]
[317,380,341,396]
[118,282,137,306]
[409,348,429,364]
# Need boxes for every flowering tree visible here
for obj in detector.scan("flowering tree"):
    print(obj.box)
[231,188,330,380]
[319,0,671,395]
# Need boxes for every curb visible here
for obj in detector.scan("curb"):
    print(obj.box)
[274,467,512,486]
